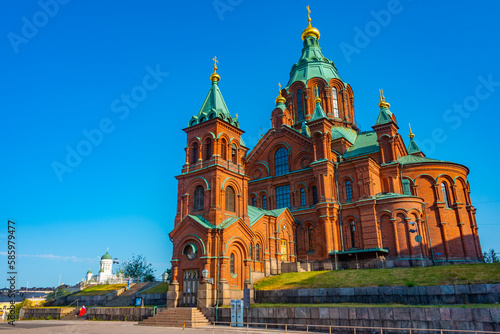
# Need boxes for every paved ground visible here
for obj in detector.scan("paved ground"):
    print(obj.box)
[0,321,299,334]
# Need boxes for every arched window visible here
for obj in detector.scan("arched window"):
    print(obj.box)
[221,139,227,160]
[312,186,318,204]
[262,196,267,210]
[441,182,451,208]
[226,186,235,212]
[204,138,212,160]
[297,89,304,121]
[194,186,204,211]
[308,225,314,251]
[345,180,352,202]
[251,197,256,207]
[199,117,206,123]
[231,144,237,164]
[209,112,215,119]
[230,253,235,274]
[249,245,253,260]
[332,87,339,118]
[256,244,260,261]
[275,147,289,176]
[300,188,306,206]
[350,221,356,248]
[191,142,198,164]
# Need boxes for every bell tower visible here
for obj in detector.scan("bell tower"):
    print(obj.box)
[174,58,250,227]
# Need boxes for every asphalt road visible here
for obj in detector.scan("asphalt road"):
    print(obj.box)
[0,320,296,334]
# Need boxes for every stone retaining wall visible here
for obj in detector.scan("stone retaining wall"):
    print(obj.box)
[256,284,500,305]
[87,307,155,321]
[140,293,166,306]
[21,307,75,320]
[213,306,500,333]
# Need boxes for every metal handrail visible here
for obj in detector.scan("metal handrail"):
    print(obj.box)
[201,320,499,334]
[65,299,79,309]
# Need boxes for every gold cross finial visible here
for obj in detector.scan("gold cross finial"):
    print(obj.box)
[315,85,321,103]
[379,88,384,100]
[106,248,109,253]
[210,56,221,82]
[279,82,282,91]
[307,5,311,20]
[409,123,415,139]
[260,127,263,139]
[236,113,238,119]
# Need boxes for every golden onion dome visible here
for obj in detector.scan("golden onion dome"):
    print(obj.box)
[301,6,320,41]
[275,83,286,104]
[409,123,415,139]
[378,89,391,109]
[210,56,220,82]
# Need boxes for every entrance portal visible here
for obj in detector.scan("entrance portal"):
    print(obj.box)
[182,269,199,306]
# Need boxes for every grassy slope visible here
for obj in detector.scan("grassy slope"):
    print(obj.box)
[139,282,169,294]
[71,284,127,296]
[254,263,500,290]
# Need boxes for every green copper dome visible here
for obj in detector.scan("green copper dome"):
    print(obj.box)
[286,36,343,89]
[188,79,239,129]
[101,249,112,260]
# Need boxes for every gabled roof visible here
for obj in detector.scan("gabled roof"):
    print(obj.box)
[187,215,216,229]
[344,131,379,159]
[188,80,239,128]
[331,126,357,144]
[248,206,287,226]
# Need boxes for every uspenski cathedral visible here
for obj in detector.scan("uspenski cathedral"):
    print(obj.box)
[167,8,483,307]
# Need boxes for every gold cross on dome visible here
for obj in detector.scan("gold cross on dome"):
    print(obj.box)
[213,56,218,70]
[307,5,311,19]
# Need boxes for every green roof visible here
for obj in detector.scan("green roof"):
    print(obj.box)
[331,126,357,144]
[286,36,343,88]
[375,106,395,125]
[407,137,422,155]
[188,215,216,229]
[101,250,112,260]
[344,131,380,159]
[310,101,327,121]
[397,155,444,165]
[188,80,239,128]
[248,206,287,226]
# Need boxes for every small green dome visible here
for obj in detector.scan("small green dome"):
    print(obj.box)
[101,248,112,260]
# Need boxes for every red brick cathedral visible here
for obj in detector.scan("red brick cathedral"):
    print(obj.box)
[168,10,482,307]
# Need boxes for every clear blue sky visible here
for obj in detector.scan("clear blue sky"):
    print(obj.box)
[1,1,499,287]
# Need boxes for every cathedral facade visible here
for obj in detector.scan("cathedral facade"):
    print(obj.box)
[168,11,482,307]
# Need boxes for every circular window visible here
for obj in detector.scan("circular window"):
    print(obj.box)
[184,244,198,260]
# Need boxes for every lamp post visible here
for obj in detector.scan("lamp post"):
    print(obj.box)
[161,270,169,283]
[202,268,213,284]
[408,221,424,267]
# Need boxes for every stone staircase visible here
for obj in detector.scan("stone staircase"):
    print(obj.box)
[138,307,210,328]
[59,308,86,321]
[104,282,159,307]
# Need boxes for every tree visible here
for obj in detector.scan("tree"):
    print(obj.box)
[483,249,499,263]
[122,254,156,282]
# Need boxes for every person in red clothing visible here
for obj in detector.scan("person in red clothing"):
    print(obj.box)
[77,305,86,317]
